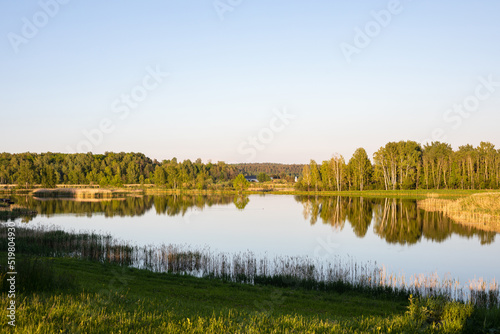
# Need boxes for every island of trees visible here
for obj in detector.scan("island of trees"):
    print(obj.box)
[0,140,499,191]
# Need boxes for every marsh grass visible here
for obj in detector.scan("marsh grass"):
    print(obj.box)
[1,224,498,309]
[32,187,139,199]
[0,225,134,265]
[419,193,500,233]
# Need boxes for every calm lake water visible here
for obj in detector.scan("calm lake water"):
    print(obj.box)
[11,194,500,284]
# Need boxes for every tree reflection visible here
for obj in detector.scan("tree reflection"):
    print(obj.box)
[346,197,373,238]
[8,194,497,245]
[233,195,250,210]
[295,195,347,230]
[13,194,236,219]
[294,196,496,245]
[372,198,422,244]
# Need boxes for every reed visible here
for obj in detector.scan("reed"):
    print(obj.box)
[418,193,500,233]
[1,224,498,308]
[32,188,140,199]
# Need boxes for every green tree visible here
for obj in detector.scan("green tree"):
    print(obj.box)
[374,143,399,190]
[300,165,312,191]
[257,172,271,183]
[17,161,35,189]
[153,166,167,186]
[348,148,373,191]
[126,161,139,184]
[233,174,249,192]
[423,142,452,189]
[310,160,321,191]
[41,165,56,188]
[110,174,123,187]
[330,154,346,191]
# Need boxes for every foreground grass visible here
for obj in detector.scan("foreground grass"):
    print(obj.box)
[1,256,499,333]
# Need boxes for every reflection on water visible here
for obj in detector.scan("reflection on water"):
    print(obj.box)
[294,196,496,245]
[9,194,497,245]
[11,194,244,219]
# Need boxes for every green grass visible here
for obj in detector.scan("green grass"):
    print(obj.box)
[0,254,499,333]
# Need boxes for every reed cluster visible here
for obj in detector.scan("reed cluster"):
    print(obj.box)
[1,224,498,308]
[419,193,500,233]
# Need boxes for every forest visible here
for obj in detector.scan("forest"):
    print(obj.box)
[297,141,500,191]
[1,140,499,190]
[0,152,298,189]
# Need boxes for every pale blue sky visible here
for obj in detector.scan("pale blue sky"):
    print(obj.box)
[1,0,499,163]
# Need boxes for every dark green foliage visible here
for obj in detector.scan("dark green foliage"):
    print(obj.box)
[0,257,76,293]
[0,152,238,189]
[234,163,303,179]
[257,172,271,182]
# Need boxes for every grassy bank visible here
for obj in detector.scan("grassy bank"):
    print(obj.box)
[418,193,500,233]
[2,255,499,333]
[1,226,500,332]
[3,225,499,307]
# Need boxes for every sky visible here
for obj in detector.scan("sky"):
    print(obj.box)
[1,0,499,164]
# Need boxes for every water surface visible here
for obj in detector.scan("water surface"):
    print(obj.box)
[11,194,499,283]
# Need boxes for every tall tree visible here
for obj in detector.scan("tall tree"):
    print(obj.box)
[17,159,35,189]
[300,165,312,191]
[374,143,398,190]
[153,166,166,186]
[233,174,249,192]
[348,148,373,191]
[330,154,346,191]
[309,160,321,191]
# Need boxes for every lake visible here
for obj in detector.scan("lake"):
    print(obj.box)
[9,194,500,284]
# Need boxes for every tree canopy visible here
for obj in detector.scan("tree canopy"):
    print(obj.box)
[296,141,500,191]
[2,140,499,191]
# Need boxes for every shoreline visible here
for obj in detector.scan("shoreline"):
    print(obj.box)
[2,186,498,199]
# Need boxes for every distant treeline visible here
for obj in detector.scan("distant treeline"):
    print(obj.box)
[0,152,238,189]
[233,163,303,180]
[1,140,499,190]
[0,152,298,189]
[297,141,500,191]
